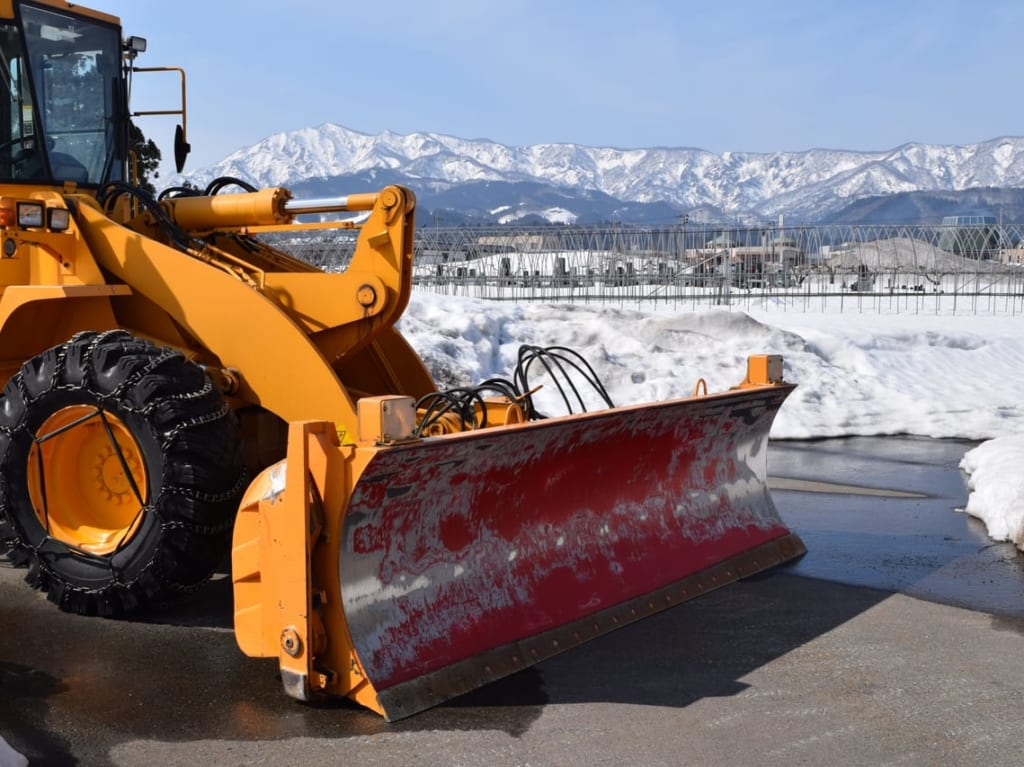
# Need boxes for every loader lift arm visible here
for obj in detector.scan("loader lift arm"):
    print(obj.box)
[70,184,436,434]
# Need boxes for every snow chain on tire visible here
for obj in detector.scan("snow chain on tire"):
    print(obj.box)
[0,330,246,616]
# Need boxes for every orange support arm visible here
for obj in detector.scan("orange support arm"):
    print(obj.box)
[232,420,384,714]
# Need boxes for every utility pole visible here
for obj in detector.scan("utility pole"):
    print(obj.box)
[678,213,689,265]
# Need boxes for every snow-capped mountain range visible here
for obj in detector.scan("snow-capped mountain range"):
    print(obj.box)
[182,124,1024,225]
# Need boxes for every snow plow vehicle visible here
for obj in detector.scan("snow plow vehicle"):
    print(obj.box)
[0,0,804,720]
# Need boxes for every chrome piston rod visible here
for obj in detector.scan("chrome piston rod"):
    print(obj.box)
[282,194,377,215]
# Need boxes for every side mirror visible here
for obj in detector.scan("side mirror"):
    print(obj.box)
[174,124,191,173]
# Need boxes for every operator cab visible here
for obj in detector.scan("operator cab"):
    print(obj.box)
[0,2,126,187]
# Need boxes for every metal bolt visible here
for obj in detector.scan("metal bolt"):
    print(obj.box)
[281,627,302,657]
[357,285,377,307]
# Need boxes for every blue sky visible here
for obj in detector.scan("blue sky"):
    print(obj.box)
[100,0,1024,175]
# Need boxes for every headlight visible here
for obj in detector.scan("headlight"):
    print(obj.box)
[47,207,71,231]
[16,201,44,228]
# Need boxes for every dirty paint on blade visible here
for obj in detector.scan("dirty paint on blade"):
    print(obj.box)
[339,385,796,714]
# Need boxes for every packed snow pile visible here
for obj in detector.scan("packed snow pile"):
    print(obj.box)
[960,438,1024,549]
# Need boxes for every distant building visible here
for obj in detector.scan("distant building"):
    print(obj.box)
[704,234,741,249]
[475,234,558,253]
[942,215,996,225]
[690,233,806,287]
[999,248,1024,266]
[938,214,1002,259]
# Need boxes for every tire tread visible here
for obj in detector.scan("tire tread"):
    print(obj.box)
[0,333,245,617]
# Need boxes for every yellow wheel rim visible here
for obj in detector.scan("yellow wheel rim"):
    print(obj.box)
[27,405,149,555]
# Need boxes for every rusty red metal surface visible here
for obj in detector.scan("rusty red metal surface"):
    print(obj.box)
[339,384,798,718]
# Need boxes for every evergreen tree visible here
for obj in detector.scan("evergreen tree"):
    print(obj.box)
[129,121,162,193]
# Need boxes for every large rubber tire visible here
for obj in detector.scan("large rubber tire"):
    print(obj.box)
[0,330,246,616]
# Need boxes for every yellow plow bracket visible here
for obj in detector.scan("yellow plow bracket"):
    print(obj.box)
[232,421,382,713]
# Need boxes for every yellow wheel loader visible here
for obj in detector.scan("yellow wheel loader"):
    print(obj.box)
[0,0,805,720]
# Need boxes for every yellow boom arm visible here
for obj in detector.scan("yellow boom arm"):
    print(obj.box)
[68,185,435,433]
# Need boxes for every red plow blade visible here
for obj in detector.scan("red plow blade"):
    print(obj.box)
[339,382,803,720]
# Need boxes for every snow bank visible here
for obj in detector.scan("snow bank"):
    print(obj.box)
[400,292,1024,550]
[960,437,1024,549]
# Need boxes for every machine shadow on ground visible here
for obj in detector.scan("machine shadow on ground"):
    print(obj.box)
[1,550,891,767]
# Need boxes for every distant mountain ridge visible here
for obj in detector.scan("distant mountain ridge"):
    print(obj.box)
[181,124,1024,225]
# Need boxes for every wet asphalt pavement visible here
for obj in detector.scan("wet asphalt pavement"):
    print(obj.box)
[2,436,1024,766]
[770,436,1024,617]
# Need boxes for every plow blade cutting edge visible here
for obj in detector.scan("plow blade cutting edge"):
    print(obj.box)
[232,375,803,721]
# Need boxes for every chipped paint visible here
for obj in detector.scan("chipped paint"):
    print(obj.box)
[254,460,288,503]
[339,385,795,693]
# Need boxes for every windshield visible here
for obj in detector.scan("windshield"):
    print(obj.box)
[0,3,123,185]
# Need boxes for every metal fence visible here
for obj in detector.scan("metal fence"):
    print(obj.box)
[263,222,1024,315]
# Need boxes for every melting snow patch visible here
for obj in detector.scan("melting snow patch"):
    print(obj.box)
[961,437,1024,551]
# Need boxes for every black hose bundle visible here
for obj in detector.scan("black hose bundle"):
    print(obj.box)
[513,344,614,418]
[415,344,615,434]
[96,181,197,251]
[203,176,258,195]
[414,388,488,436]
[158,176,258,200]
